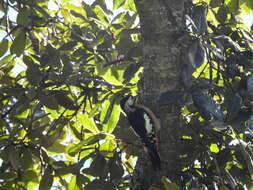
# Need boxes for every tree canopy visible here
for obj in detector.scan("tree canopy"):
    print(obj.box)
[0,0,253,189]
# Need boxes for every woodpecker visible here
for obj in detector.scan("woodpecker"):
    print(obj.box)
[120,95,161,170]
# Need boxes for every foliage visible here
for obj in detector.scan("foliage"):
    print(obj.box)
[0,0,140,189]
[0,0,252,189]
[157,0,253,189]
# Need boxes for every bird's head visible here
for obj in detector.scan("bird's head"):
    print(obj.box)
[120,95,138,112]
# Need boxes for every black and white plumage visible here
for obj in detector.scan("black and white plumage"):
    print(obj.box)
[120,95,161,170]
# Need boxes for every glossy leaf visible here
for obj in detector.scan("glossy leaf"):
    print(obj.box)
[192,5,207,35]
[188,40,206,69]
[192,91,224,121]
[123,62,141,83]
[226,93,242,121]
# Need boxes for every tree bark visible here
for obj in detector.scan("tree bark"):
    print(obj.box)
[132,0,192,189]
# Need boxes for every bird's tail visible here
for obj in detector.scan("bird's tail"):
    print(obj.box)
[144,143,161,170]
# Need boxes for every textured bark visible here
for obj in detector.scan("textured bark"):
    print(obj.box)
[132,0,192,189]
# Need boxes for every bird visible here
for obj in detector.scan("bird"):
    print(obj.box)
[120,95,161,170]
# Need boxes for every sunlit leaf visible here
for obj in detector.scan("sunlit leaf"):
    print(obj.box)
[68,133,106,156]
[78,114,100,133]
[68,176,80,190]
[210,143,219,153]
[113,0,126,9]
[161,176,179,190]
[100,139,117,157]
[100,97,121,133]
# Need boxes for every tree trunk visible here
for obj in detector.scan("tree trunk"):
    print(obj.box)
[132,0,192,189]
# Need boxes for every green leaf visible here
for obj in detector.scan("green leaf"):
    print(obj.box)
[68,133,106,156]
[192,5,207,35]
[39,93,59,110]
[10,31,26,56]
[26,64,43,86]
[100,139,116,157]
[245,0,253,9]
[7,145,21,170]
[113,0,126,9]
[78,114,100,133]
[59,41,77,51]
[39,174,54,190]
[188,40,206,69]
[61,9,73,24]
[210,143,219,153]
[100,97,121,133]
[216,6,228,24]
[39,168,53,190]
[102,101,121,133]
[54,90,78,110]
[210,0,222,8]
[20,148,34,170]
[84,180,114,190]
[16,8,31,26]
[93,5,109,25]
[23,170,39,183]
[161,176,179,190]
[83,154,107,177]
[0,39,9,58]
[47,142,66,154]
[0,172,17,180]
[122,0,137,12]
[109,157,124,180]
[68,176,80,190]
